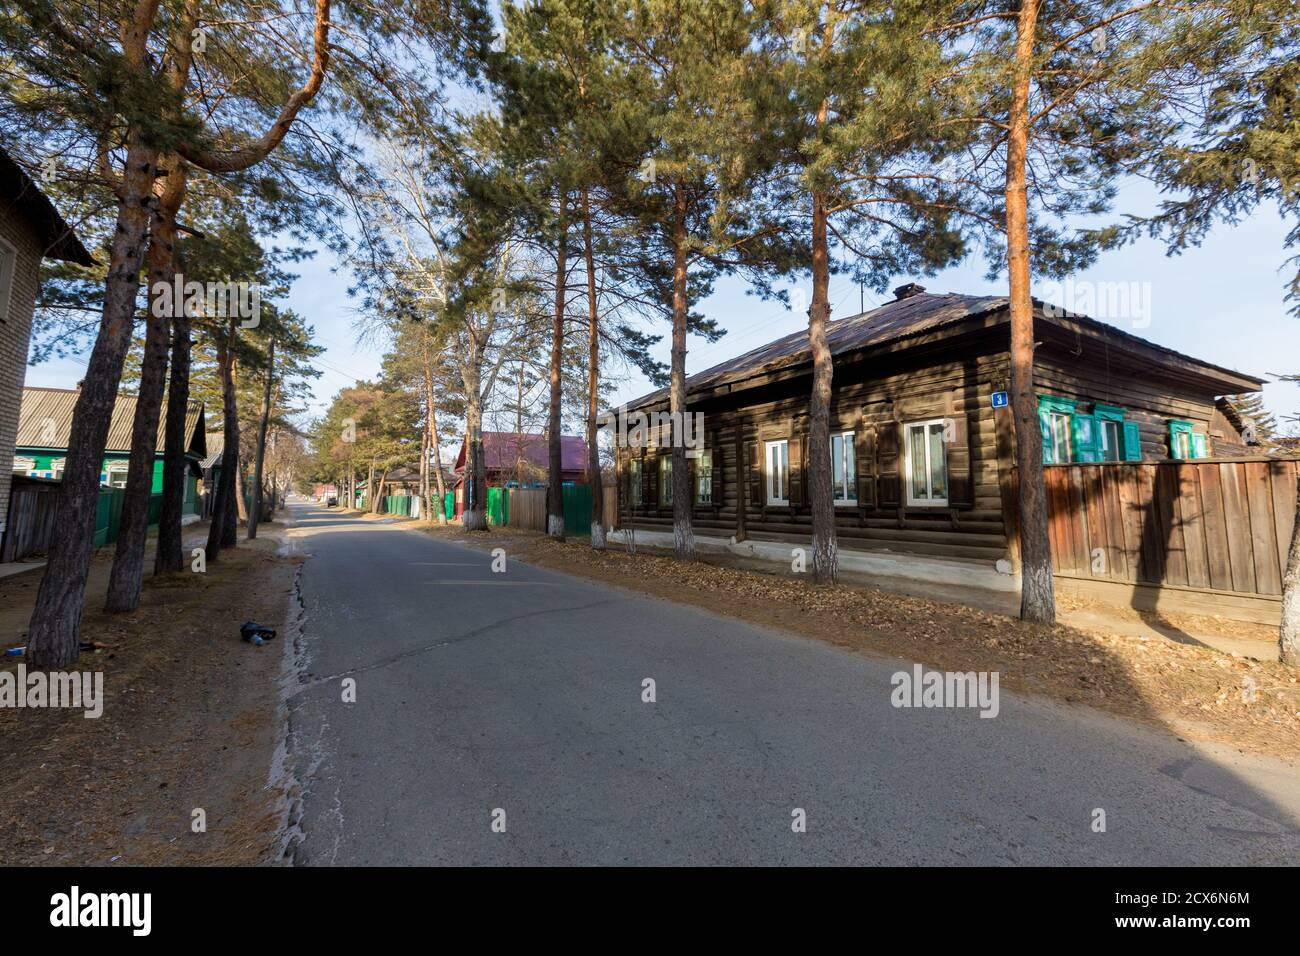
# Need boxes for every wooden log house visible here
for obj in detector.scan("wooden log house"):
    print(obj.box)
[613,284,1265,574]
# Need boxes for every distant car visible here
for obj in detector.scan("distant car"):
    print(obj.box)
[326,495,338,507]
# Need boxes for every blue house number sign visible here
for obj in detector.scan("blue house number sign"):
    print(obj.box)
[991,390,1009,408]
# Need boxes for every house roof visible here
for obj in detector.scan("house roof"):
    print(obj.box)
[0,147,94,266]
[17,386,206,458]
[454,432,589,473]
[622,290,1263,410]
[199,431,224,470]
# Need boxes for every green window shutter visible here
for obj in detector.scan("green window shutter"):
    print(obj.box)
[1122,421,1142,461]
[1191,432,1209,459]
[1070,413,1099,463]
[1038,410,1055,464]
[1168,419,1193,459]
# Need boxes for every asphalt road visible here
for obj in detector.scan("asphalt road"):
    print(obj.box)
[282,502,1300,865]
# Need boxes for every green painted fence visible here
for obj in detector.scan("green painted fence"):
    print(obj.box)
[93,486,164,548]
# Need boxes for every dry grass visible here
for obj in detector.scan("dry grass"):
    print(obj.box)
[0,544,300,866]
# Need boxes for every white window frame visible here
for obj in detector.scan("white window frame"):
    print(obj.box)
[1099,418,1121,462]
[694,450,713,505]
[105,463,129,489]
[831,432,857,506]
[0,236,16,323]
[1046,411,1072,464]
[765,439,789,506]
[904,419,949,508]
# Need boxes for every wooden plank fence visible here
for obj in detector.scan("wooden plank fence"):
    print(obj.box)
[1,481,60,563]
[1044,457,1299,597]
[501,485,619,533]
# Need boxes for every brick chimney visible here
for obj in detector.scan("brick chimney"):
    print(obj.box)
[893,282,926,301]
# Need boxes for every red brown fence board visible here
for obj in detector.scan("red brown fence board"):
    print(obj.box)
[1043,457,1298,597]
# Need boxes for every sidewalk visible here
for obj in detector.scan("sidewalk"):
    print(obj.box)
[608,529,1279,661]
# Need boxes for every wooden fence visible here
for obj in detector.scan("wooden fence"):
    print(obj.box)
[1,480,60,563]
[1044,457,1298,597]
[502,485,619,533]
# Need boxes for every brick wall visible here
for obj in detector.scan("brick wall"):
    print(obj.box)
[0,197,43,543]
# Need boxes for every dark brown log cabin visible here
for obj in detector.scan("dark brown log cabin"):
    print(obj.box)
[614,285,1263,568]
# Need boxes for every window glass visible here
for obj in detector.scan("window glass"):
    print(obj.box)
[906,420,949,506]
[830,432,856,504]
[927,422,947,500]
[832,434,845,500]
[1100,419,1121,460]
[1049,412,1072,464]
[695,451,713,505]
[628,459,642,506]
[765,440,788,504]
[659,455,672,505]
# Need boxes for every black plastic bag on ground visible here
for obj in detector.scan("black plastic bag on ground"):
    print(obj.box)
[240,621,278,644]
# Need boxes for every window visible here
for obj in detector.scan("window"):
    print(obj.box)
[831,432,856,505]
[905,420,948,506]
[1040,395,1142,463]
[694,450,713,505]
[105,463,129,488]
[0,237,16,322]
[1099,419,1121,460]
[765,439,789,505]
[1169,419,1209,460]
[628,458,642,506]
[658,454,672,506]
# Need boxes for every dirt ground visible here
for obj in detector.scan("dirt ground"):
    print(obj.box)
[404,518,1300,761]
[0,529,299,866]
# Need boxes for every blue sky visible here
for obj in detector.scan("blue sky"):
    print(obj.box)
[27,177,1298,432]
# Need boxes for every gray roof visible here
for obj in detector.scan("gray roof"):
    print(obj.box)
[623,290,1262,409]
[18,386,206,457]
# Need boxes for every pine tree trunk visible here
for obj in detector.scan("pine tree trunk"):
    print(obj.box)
[581,186,605,550]
[155,301,192,573]
[463,378,488,531]
[247,338,274,539]
[425,360,448,525]
[1006,0,1055,624]
[419,424,429,521]
[808,186,838,585]
[26,136,158,668]
[547,199,568,540]
[1280,472,1300,665]
[206,321,240,560]
[105,173,180,611]
[670,183,695,561]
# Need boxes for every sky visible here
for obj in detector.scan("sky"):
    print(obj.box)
[25,176,1299,435]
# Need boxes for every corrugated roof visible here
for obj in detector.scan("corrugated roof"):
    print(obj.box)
[622,290,1261,409]
[626,293,1007,408]
[454,432,589,473]
[16,386,205,456]
[199,431,223,470]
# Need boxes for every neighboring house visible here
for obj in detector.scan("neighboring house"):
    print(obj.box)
[0,147,93,551]
[614,284,1263,569]
[15,386,206,515]
[451,431,589,517]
